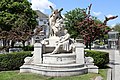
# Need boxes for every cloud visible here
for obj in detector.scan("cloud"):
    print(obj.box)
[93,11,101,16]
[106,14,114,17]
[29,0,56,12]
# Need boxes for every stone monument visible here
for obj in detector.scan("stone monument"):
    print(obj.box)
[20,6,98,76]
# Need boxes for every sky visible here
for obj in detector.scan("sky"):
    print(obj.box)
[28,0,120,27]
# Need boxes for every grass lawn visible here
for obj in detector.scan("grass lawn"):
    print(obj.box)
[0,69,107,80]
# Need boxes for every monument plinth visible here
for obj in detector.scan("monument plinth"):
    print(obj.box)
[20,6,98,76]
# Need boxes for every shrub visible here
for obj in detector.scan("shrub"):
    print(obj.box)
[0,51,32,71]
[85,50,109,68]
[22,46,34,51]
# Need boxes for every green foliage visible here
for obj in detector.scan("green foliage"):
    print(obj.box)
[98,42,105,46]
[64,8,86,38]
[64,5,114,50]
[22,45,34,51]
[0,0,38,48]
[113,23,120,33]
[85,50,109,68]
[99,69,107,80]
[0,51,32,71]
[0,0,38,31]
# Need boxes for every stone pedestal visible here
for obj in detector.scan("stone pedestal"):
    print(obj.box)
[20,42,98,76]
[20,53,88,76]
[85,57,98,73]
[75,43,85,64]
[34,43,42,64]
[86,63,98,73]
[43,53,76,64]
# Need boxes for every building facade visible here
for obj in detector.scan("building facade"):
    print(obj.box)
[30,10,49,45]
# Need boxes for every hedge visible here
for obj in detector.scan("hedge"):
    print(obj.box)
[0,51,32,71]
[0,50,109,70]
[85,50,109,68]
[22,46,34,51]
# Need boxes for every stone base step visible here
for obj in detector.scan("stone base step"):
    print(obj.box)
[20,63,87,76]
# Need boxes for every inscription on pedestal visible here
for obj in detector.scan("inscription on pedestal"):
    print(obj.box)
[57,57,62,61]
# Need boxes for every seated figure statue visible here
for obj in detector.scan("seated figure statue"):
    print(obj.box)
[51,29,74,54]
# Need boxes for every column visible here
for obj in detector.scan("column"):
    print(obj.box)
[34,43,42,64]
[75,43,85,64]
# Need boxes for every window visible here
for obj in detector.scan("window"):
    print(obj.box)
[40,19,43,21]
[44,21,46,24]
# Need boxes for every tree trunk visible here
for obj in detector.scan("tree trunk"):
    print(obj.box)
[22,41,25,47]
[11,40,15,48]
[85,41,88,48]
[7,40,10,47]
[89,37,92,50]
[3,39,6,47]
[89,42,91,50]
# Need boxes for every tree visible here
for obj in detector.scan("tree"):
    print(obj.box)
[64,4,118,49]
[64,8,86,38]
[113,23,120,33]
[0,0,38,49]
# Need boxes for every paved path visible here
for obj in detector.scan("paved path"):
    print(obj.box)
[107,69,112,80]
[93,49,120,80]
[113,50,120,80]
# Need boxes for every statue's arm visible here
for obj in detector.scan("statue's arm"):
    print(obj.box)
[59,34,70,43]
